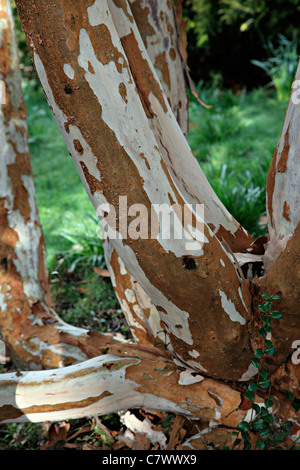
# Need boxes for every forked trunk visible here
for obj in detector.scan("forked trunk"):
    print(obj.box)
[0,0,298,435]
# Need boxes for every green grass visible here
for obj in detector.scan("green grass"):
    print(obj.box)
[23,82,98,264]
[188,81,287,236]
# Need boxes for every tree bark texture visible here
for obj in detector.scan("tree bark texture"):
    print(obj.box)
[0,0,298,429]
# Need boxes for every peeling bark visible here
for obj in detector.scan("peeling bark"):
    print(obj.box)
[265,62,300,269]
[128,0,189,138]
[0,340,298,426]
[13,0,255,380]
[0,0,297,429]
[0,0,133,369]
[103,0,190,347]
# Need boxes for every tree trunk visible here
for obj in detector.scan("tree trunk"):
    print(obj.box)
[0,0,140,368]
[13,0,257,382]
[0,0,298,435]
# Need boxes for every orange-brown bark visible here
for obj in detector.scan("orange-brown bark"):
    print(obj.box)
[13,0,256,380]
[0,0,297,431]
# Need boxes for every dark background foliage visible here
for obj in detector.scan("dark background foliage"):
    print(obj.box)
[184,0,300,88]
[12,0,300,89]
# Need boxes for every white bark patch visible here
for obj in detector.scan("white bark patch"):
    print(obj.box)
[21,337,88,367]
[270,65,300,239]
[119,299,146,338]
[175,355,207,374]
[120,411,167,449]
[219,290,246,325]
[87,0,110,26]
[188,350,200,358]
[63,63,75,80]
[124,288,136,304]
[178,369,204,386]
[113,240,193,345]
[238,287,249,313]
[0,285,10,313]
[118,256,127,276]
[185,359,208,373]
[239,363,259,382]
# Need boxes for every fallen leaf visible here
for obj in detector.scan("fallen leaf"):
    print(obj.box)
[77,287,88,293]
[41,421,70,450]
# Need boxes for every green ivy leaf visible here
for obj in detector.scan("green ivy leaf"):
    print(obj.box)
[285,390,294,401]
[254,348,263,358]
[263,414,274,425]
[237,421,250,432]
[261,314,270,324]
[248,382,258,392]
[258,379,271,389]
[259,303,270,313]
[260,407,270,417]
[252,403,261,414]
[256,439,266,450]
[260,428,271,439]
[265,345,276,356]
[244,441,252,450]
[259,327,268,338]
[252,418,266,431]
[265,397,273,408]
[241,430,250,442]
[270,311,282,319]
[292,401,300,411]
[270,295,282,301]
[261,293,271,300]
[259,369,269,380]
[282,420,293,432]
[245,389,255,402]
[251,358,260,368]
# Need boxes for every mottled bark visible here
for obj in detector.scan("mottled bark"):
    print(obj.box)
[0,0,297,429]
[0,0,132,369]
[13,0,256,381]
[265,62,300,269]
[0,336,298,427]
[103,0,253,347]
[103,0,189,347]
[129,0,189,137]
